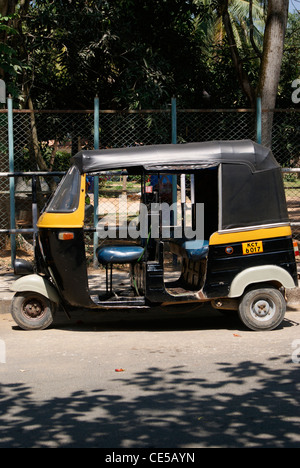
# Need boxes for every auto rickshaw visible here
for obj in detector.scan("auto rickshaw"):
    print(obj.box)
[10,140,298,331]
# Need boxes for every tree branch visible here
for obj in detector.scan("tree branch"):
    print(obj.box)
[249,0,262,59]
[218,0,255,107]
[257,0,289,146]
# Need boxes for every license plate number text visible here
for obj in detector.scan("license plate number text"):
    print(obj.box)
[242,241,263,255]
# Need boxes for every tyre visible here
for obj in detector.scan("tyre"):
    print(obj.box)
[11,291,56,330]
[238,287,286,331]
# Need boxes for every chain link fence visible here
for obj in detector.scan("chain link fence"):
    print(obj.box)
[0,107,299,270]
[272,110,300,237]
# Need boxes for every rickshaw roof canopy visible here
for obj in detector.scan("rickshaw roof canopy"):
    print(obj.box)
[70,140,288,230]
[71,140,279,174]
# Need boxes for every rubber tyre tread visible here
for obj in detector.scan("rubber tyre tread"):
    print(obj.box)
[11,291,55,330]
[238,287,286,331]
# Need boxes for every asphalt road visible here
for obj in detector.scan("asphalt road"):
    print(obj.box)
[0,304,300,448]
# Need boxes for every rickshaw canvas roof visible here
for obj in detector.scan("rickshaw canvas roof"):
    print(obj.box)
[71,140,279,174]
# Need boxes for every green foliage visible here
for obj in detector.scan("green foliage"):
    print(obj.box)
[20,0,210,109]
[2,1,299,110]
[0,13,24,97]
[16,144,72,172]
[278,12,300,107]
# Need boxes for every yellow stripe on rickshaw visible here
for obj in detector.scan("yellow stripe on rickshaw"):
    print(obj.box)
[209,225,292,245]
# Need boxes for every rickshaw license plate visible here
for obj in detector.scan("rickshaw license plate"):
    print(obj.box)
[242,241,263,255]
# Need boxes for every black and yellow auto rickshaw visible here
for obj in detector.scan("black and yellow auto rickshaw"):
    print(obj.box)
[10,140,298,331]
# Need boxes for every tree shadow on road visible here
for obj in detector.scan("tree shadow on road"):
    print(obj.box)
[0,358,299,448]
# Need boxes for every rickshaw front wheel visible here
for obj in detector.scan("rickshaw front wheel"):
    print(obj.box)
[238,286,286,331]
[11,291,56,331]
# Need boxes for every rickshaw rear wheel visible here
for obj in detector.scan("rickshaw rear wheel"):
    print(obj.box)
[11,291,56,330]
[238,286,286,331]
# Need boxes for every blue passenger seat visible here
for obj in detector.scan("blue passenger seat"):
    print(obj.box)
[169,239,209,261]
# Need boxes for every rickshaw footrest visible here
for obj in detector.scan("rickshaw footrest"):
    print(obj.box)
[96,298,147,307]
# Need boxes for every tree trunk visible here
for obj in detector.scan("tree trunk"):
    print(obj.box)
[220,0,256,108]
[219,0,289,148]
[0,0,17,16]
[257,0,289,147]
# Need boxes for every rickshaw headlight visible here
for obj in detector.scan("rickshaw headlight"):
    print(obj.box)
[58,232,75,241]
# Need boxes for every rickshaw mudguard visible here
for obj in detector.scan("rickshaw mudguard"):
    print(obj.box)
[228,265,296,298]
[11,274,60,304]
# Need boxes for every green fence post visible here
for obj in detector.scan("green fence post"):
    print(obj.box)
[171,96,177,145]
[93,96,100,267]
[256,96,262,144]
[7,96,16,267]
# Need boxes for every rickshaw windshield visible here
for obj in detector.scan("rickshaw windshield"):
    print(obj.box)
[46,165,81,213]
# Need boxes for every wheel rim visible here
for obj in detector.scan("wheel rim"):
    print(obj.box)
[21,297,46,321]
[250,297,276,322]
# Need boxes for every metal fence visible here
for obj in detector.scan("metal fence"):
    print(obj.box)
[0,101,299,269]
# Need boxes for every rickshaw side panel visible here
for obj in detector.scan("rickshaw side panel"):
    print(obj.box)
[203,231,298,298]
[38,228,93,308]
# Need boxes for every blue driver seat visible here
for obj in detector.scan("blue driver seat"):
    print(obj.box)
[96,245,145,294]
[97,245,144,265]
